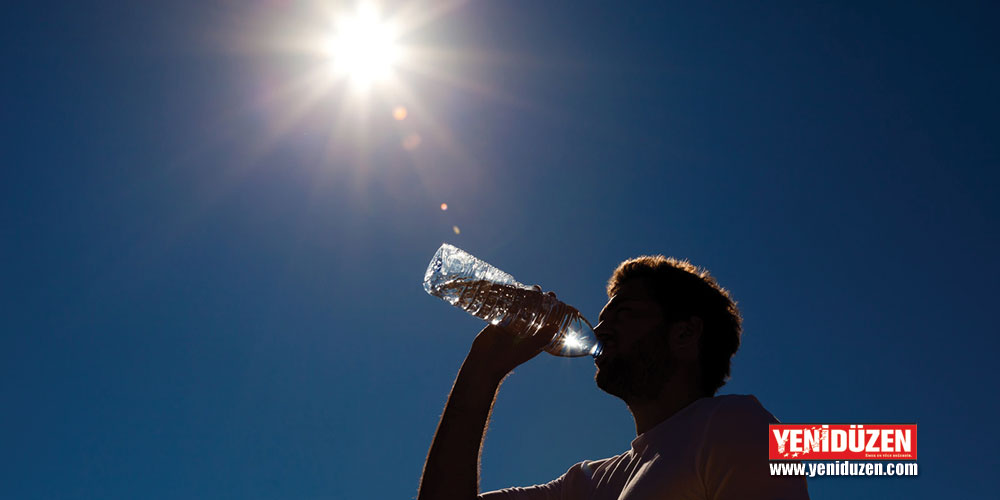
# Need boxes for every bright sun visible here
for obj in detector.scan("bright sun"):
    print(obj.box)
[249,0,477,155]
[328,3,399,85]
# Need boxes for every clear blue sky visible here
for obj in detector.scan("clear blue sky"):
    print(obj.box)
[2,1,998,498]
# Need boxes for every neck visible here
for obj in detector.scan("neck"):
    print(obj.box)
[626,378,706,436]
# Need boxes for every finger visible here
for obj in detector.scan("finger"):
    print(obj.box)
[486,323,517,341]
[527,322,559,350]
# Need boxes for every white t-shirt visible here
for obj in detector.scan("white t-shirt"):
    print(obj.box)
[480,395,809,500]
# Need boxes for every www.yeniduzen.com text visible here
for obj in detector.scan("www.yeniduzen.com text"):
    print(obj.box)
[770,461,918,477]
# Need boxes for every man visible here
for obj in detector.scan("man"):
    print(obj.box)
[417,256,809,499]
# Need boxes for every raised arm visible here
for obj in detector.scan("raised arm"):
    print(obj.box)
[417,323,556,500]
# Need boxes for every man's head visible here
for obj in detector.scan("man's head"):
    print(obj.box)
[593,256,742,402]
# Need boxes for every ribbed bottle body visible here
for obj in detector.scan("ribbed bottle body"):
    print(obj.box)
[424,244,601,358]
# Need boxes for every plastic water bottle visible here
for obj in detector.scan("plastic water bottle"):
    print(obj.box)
[423,243,602,358]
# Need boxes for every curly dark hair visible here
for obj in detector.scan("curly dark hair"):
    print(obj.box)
[606,256,742,396]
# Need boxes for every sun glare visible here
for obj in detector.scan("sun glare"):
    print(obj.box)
[562,334,584,351]
[328,4,399,85]
[248,0,491,173]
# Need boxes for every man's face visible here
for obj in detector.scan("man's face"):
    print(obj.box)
[593,279,674,402]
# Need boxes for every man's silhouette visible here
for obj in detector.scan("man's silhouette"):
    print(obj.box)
[418,256,809,499]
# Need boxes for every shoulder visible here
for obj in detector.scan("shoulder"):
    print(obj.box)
[478,455,623,500]
[698,395,811,499]
[705,394,780,428]
[566,454,624,483]
[697,394,780,461]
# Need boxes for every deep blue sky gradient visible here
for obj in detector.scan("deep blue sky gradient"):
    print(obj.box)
[2,1,998,498]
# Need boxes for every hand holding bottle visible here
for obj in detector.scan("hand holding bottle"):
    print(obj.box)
[462,286,557,377]
[466,321,558,380]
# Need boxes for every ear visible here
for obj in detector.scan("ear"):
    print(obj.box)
[669,316,703,359]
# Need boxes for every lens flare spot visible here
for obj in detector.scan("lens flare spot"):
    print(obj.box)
[402,133,422,150]
[440,203,448,211]
[452,225,461,235]
[393,106,408,120]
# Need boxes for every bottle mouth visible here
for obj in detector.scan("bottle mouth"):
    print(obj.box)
[590,342,603,358]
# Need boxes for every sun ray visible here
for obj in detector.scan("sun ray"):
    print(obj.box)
[250,66,339,157]
[387,0,469,38]
[233,0,587,222]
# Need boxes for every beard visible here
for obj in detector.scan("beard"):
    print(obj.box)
[595,332,674,403]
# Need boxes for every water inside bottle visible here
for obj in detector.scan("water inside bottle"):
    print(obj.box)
[427,276,600,357]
